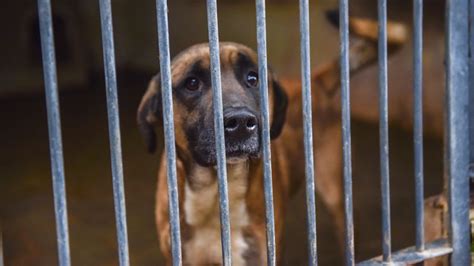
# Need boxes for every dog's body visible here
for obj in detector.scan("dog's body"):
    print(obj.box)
[154,128,293,265]
[138,15,407,265]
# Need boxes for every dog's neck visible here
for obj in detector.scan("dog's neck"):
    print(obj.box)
[182,160,252,265]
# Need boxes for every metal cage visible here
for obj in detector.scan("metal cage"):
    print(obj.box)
[35,0,472,265]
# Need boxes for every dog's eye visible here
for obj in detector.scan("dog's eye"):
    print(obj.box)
[185,77,200,91]
[246,71,259,88]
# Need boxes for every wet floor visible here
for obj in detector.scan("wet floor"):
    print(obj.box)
[0,71,443,265]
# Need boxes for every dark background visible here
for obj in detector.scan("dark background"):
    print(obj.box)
[0,0,447,265]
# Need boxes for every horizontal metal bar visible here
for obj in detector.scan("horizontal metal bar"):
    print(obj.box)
[377,0,391,262]
[299,0,317,265]
[37,0,71,265]
[445,0,471,264]
[256,0,277,265]
[412,0,425,253]
[358,239,453,265]
[155,0,183,265]
[98,0,130,265]
[339,0,355,265]
[206,1,232,265]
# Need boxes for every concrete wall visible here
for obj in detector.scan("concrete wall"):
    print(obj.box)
[1,0,341,97]
[1,0,447,138]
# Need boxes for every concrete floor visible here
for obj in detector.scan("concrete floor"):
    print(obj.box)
[0,71,444,265]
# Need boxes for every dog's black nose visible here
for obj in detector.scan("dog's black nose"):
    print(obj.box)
[224,109,258,139]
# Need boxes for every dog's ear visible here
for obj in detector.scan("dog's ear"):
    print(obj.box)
[270,78,288,139]
[137,74,162,153]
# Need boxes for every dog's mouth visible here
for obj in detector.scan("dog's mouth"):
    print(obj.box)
[225,137,260,163]
[192,136,260,167]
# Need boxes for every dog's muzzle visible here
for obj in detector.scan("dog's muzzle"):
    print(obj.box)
[190,107,261,166]
[223,107,260,160]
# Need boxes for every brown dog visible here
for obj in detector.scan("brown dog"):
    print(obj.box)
[137,15,407,265]
[138,42,291,265]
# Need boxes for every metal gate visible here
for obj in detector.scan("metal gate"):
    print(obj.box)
[35,0,472,265]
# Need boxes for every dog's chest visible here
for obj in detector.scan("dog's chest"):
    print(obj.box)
[183,163,250,265]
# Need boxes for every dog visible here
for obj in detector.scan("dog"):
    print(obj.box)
[137,13,407,265]
[138,42,291,265]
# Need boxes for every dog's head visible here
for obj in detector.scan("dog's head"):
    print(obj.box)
[138,42,288,166]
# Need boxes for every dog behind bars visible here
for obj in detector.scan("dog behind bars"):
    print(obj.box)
[137,13,407,265]
[138,42,290,265]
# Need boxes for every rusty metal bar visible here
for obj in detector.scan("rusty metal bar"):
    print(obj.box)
[339,1,355,265]
[445,0,471,264]
[155,0,183,265]
[299,0,318,265]
[256,0,277,265]
[98,0,130,265]
[412,0,425,253]
[206,1,232,265]
[37,0,71,265]
[358,238,453,265]
[377,0,392,261]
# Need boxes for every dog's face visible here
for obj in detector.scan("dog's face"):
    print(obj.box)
[138,42,287,167]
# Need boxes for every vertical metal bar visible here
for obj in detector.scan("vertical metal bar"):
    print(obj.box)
[339,1,355,265]
[256,0,277,265]
[377,0,391,262]
[469,0,474,183]
[206,1,232,265]
[98,1,130,265]
[298,0,317,265]
[413,0,425,253]
[445,0,471,264]
[155,0,183,265]
[37,1,71,265]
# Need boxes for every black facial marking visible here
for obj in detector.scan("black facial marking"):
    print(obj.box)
[174,59,211,110]
[233,52,259,91]
[185,116,216,166]
[185,60,211,85]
